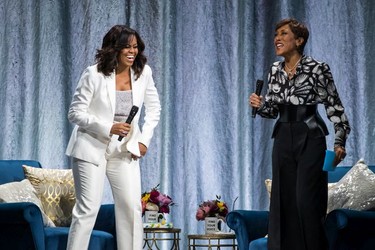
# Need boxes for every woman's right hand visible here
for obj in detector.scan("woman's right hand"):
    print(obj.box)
[110,123,131,137]
[249,93,263,108]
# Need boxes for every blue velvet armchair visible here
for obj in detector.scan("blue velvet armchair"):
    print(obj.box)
[227,165,375,250]
[0,160,116,250]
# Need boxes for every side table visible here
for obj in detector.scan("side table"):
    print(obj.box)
[188,233,237,249]
[143,227,181,250]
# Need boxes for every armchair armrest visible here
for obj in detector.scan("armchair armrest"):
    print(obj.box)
[325,209,375,250]
[0,202,45,250]
[94,204,116,236]
[226,210,269,250]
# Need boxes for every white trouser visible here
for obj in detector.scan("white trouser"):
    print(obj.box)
[67,139,143,250]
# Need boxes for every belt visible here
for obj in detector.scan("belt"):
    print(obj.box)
[278,104,317,122]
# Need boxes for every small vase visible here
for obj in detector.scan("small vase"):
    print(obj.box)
[204,217,223,234]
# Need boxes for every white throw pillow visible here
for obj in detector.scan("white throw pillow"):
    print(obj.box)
[327,159,375,213]
[0,179,55,227]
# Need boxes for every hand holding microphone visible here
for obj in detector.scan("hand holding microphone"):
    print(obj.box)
[250,80,264,118]
[118,105,139,141]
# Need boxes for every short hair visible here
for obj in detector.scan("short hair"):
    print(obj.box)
[276,18,309,54]
[95,25,147,79]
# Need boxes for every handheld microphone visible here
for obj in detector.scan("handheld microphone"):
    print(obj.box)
[118,105,139,141]
[252,80,264,118]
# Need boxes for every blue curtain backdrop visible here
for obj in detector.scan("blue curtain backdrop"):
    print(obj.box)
[1,0,374,248]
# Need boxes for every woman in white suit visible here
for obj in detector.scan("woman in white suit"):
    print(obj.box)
[66,25,161,250]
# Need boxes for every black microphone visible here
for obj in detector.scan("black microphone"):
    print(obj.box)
[118,105,139,141]
[252,80,264,118]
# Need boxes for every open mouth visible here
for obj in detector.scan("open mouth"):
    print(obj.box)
[275,43,283,49]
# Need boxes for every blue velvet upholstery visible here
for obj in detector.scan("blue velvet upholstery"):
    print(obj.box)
[325,209,375,250]
[0,160,41,184]
[249,237,268,250]
[227,165,375,250]
[44,227,114,250]
[226,210,268,249]
[0,160,116,250]
[0,202,45,250]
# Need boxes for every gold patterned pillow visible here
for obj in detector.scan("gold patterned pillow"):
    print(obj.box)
[23,165,76,227]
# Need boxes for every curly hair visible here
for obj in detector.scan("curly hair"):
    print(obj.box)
[276,18,309,54]
[95,25,147,79]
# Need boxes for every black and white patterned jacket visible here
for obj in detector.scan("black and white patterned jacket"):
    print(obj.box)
[258,55,350,147]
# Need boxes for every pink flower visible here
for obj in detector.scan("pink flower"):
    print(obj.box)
[196,208,205,221]
[201,203,212,214]
[159,194,173,206]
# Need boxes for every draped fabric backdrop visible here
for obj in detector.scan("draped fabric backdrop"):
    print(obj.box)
[1,0,374,248]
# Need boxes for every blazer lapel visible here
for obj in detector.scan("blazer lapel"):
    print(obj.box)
[130,68,140,106]
[107,72,116,116]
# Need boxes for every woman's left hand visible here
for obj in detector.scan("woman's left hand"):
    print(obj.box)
[334,146,346,166]
[131,143,148,160]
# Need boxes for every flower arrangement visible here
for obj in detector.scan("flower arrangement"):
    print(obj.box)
[141,184,174,215]
[195,195,229,221]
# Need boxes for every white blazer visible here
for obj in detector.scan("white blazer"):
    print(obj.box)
[66,64,161,165]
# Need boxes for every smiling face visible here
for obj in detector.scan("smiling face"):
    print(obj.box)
[118,35,138,68]
[274,24,303,58]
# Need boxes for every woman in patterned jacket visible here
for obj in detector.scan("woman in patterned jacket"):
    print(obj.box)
[249,18,350,250]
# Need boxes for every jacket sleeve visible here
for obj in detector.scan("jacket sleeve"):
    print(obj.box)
[67,67,113,140]
[138,66,161,147]
[258,69,279,119]
[318,63,351,147]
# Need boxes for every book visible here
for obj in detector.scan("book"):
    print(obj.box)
[323,150,336,171]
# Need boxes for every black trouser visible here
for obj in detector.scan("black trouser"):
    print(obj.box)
[268,122,328,250]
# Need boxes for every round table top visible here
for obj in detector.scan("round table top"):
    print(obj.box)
[188,233,236,239]
[144,227,181,233]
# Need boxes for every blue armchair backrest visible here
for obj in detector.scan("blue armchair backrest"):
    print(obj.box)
[328,165,375,183]
[0,160,41,185]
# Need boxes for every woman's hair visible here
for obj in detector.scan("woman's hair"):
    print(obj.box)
[276,18,309,54]
[95,25,147,79]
